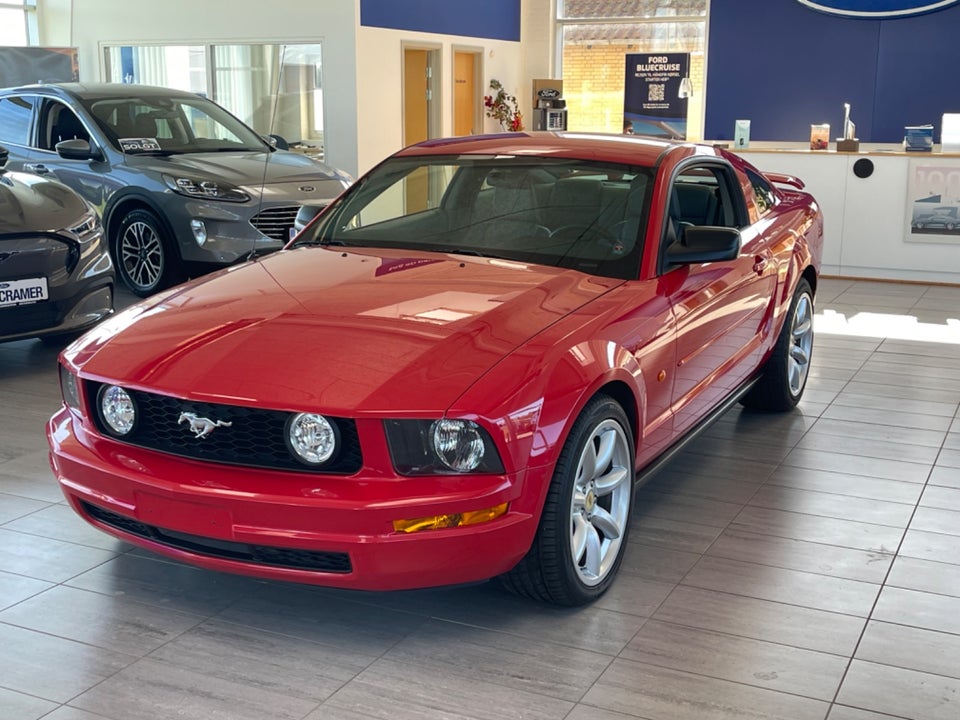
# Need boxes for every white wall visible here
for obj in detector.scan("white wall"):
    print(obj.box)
[36,0,72,46]
[68,0,360,176]
[354,25,523,175]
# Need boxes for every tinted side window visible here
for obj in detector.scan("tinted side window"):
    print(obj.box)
[746,168,776,216]
[0,95,35,146]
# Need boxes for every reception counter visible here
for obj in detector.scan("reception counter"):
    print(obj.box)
[731,144,960,285]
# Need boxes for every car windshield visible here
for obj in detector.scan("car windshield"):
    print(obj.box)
[299,155,652,280]
[82,94,267,154]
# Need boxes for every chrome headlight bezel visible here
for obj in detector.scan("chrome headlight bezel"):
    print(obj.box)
[98,384,137,436]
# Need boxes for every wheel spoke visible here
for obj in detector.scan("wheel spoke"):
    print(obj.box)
[593,466,629,496]
[792,317,812,338]
[594,428,616,476]
[583,522,602,577]
[590,506,622,540]
[571,513,590,563]
[578,442,597,484]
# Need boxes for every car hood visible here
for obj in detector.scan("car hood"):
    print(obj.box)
[0,171,89,235]
[70,248,622,414]
[123,149,344,189]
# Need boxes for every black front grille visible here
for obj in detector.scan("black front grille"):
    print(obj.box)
[250,206,300,241]
[81,501,352,573]
[86,383,362,474]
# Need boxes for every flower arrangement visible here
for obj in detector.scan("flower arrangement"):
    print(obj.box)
[484,79,524,132]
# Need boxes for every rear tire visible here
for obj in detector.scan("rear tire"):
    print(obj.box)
[499,395,635,606]
[742,278,814,411]
[114,208,182,297]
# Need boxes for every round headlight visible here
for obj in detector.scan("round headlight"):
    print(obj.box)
[431,419,485,472]
[286,413,338,465]
[99,385,136,436]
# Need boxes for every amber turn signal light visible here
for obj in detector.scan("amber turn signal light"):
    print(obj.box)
[393,503,508,533]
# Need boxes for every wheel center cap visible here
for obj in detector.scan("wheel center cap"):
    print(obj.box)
[585,489,597,513]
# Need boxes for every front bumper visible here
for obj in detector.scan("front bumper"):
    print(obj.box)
[47,408,544,591]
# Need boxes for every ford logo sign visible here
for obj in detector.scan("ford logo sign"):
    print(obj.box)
[797,0,960,17]
[537,88,561,99]
[0,282,8,289]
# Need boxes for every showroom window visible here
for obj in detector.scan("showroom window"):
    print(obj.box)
[103,43,325,159]
[0,0,37,45]
[557,0,707,139]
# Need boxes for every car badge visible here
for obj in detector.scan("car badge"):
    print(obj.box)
[299,185,315,192]
[178,411,232,439]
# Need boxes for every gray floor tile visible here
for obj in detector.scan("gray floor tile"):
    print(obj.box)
[66,553,260,615]
[811,417,947,447]
[747,485,914,527]
[857,620,960,680]
[645,470,762,504]
[2,503,131,551]
[0,492,50,524]
[0,570,52,610]
[72,657,323,720]
[837,660,960,720]
[767,466,923,504]
[619,542,701,584]
[634,488,744,528]
[658,451,778,482]
[821,403,954,432]
[706,529,894,583]
[380,617,612,702]
[32,708,115,720]
[899,529,960,565]
[592,569,675,617]
[620,619,847,700]
[920,484,960,510]
[216,585,427,655]
[321,658,574,720]
[730,505,904,553]
[936,448,960,468]
[886,556,960,597]
[0,688,58,720]
[653,585,866,656]
[682,556,881,616]
[827,706,910,720]
[783,447,932,483]
[582,657,828,720]
[0,623,135,703]
[829,392,958,418]
[0,452,66,502]
[872,586,960,635]
[627,514,723,553]
[929,465,960,488]
[909,506,960,536]
[0,584,203,656]
[149,619,373,700]
[0,528,119,583]
[794,432,941,465]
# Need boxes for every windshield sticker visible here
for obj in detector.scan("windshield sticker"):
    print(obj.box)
[119,137,162,153]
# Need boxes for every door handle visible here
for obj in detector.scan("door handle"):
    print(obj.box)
[23,163,50,175]
[752,256,768,275]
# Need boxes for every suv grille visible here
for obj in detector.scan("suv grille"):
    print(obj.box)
[86,383,362,474]
[250,206,300,241]
[81,501,352,573]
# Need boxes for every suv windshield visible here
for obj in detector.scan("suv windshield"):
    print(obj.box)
[300,155,652,280]
[82,94,267,154]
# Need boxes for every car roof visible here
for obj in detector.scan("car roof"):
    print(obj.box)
[395,131,703,168]
[1,82,204,102]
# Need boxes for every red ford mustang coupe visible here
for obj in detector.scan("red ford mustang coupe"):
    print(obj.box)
[48,133,822,605]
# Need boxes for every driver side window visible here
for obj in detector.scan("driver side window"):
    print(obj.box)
[38,101,89,151]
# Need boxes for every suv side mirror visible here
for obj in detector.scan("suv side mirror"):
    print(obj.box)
[0,144,8,171]
[56,138,104,162]
[666,225,741,264]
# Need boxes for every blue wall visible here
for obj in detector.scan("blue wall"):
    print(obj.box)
[360,0,521,42]
[705,0,960,142]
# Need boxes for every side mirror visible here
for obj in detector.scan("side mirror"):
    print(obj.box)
[0,143,8,171]
[666,225,741,264]
[262,133,289,150]
[55,138,104,162]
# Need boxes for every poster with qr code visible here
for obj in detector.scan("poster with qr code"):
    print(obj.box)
[623,53,689,140]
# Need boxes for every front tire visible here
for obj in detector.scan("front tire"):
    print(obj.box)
[114,208,182,297]
[500,395,635,605]
[742,278,815,411]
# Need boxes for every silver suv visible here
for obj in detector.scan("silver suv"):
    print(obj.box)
[0,83,351,296]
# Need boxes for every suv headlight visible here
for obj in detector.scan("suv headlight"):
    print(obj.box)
[67,206,102,244]
[163,174,249,202]
[384,419,504,475]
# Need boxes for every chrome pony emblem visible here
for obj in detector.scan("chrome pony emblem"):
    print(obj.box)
[178,411,232,439]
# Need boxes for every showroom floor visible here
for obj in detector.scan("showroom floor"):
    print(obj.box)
[1,277,959,720]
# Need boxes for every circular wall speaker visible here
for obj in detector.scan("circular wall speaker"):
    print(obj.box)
[853,158,874,179]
